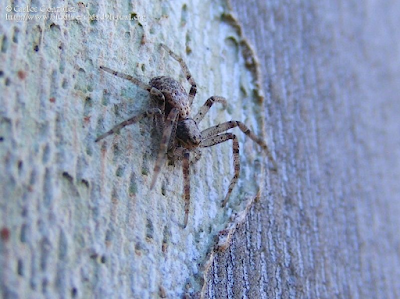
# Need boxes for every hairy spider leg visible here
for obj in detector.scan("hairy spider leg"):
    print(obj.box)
[95,108,162,142]
[150,108,180,190]
[193,96,228,123]
[200,133,240,207]
[182,149,190,227]
[100,65,166,110]
[160,44,197,106]
[201,120,277,170]
[100,66,151,90]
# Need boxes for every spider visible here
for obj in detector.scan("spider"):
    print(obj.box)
[96,44,277,227]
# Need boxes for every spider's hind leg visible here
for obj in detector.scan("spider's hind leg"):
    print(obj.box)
[95,108,162,142]
[100,65,167,111]
[100,66,151,91]
[160,44,197,106]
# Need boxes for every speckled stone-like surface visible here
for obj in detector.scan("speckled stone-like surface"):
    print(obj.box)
[0,0,269,298]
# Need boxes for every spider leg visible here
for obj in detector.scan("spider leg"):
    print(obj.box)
[182,149,190,228]
[166,147,192,227]
[200,133,240,207]
[100,66,166,110]
[160,44,197,106]
[193,96,228,124]
[100,66,151,91]
[201,121,277,170]
[95,108,162,142]
[150,108,180,189]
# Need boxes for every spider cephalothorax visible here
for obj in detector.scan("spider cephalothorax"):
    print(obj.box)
[96,44,277,227]
[176,119,202,149]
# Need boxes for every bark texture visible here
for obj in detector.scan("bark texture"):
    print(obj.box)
[202,0,400,298]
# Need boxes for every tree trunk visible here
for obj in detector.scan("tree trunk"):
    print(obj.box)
[202,0,400,298]
[1,0,399,298]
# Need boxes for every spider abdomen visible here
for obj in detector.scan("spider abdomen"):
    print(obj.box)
[150,76,191,118]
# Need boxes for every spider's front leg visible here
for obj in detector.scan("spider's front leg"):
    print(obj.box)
[201,120,278,170]
[150,108,180,189]
[200,133,240,207]
[194,96,228,124]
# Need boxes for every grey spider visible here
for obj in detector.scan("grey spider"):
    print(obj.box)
[96,44,277,227]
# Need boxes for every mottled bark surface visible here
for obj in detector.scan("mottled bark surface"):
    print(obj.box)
[203,0,400,298]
